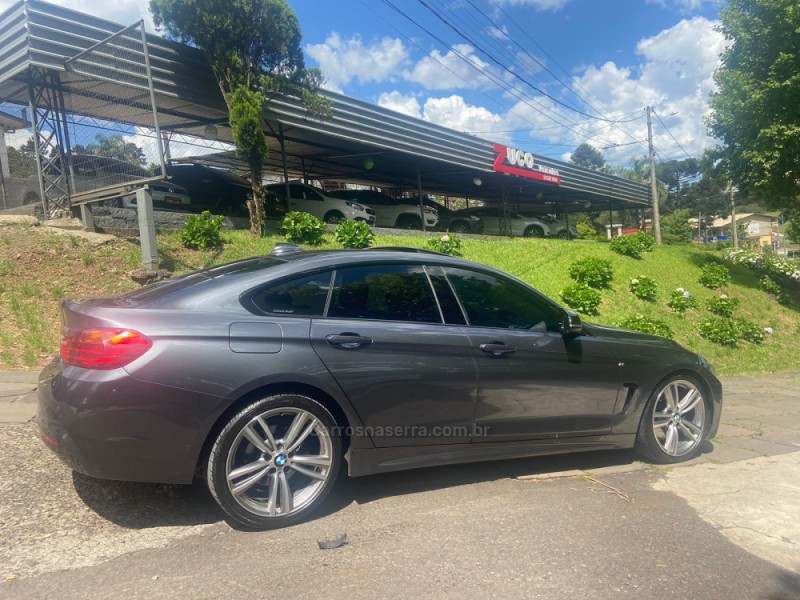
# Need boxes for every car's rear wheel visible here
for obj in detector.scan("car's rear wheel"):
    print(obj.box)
[635,376,708,464]
[449,221,470,233]
[324,211,344,224]
[207,394,341,530]
[557,230,571,240]
[523,225,545,238]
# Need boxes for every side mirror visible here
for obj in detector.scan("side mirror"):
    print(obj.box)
[561,310,583,335]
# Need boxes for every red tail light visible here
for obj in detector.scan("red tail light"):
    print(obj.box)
[60,328,153,370]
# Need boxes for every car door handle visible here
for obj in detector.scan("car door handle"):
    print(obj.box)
[480,342,516,357]
[326,334,373,349]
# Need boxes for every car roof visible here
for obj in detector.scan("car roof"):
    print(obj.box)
[121,247,507,309]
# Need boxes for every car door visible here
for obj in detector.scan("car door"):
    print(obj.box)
[310,263,477,447]
[442,266,621,442]
[473,208,502,235]
[288,184,324,219]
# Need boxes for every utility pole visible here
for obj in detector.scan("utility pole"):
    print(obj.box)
[646,106,662,244]
[728,182,738,249]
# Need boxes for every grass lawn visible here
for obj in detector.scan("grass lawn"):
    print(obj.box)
[2,220,798,375]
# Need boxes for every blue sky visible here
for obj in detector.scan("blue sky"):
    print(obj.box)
[0,0,729,166]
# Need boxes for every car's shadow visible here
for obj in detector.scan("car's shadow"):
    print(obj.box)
[73,444,712,530]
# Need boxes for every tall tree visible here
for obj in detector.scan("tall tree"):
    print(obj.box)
[150,0,329,235]
[73,134,147,166]
[706,0,800,209]
[570,143,605,170]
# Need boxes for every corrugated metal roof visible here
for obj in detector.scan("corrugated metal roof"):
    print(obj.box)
[0,0,650,209]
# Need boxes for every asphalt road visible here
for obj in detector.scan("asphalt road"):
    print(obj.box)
[2,372,799,599]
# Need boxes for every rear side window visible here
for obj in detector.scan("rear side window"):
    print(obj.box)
[250,271,333,316]
[328,264,441,323]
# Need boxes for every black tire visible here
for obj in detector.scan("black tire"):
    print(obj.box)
[396,214,422,230]
[635,375,709,464]
[101,198,122,208]
[324,211,344,224]
[449,221,470,234]
[556,230,571,240]
[207,394,342,530]
[523,225,545,238]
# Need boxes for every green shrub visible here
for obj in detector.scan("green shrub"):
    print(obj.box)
[575,222,597,240]
[618,314,673,339]
[757,275,786,304]
[281,211,326,246]
[427,234,463,256]
[666,288,698,314]
[179,211,224,250]
[734,318,765,344]
[610,231,655,259]
[568,257,614,289]
[629,275,658,301]
[699,262,731,289]
[698,316,740,346]
[660,209,694,244]
[706,294,739,317]
[334,220,375,249]
[724,247,800,283]
[560,283,602,315]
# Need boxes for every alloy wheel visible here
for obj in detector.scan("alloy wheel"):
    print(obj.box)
[651,379,706,457]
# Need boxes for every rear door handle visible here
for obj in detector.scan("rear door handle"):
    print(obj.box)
[326,334,373,349]
[480,342,516,357]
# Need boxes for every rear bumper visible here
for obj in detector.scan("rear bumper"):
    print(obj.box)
[37,358,229,484]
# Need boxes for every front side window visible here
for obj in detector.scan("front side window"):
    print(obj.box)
[444,267,561,331]
[250,271,333,316]
[328,264,440,323]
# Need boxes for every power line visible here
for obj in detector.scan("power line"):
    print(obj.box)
[653,109,694,160]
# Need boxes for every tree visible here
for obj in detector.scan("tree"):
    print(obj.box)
[660,209,694,244]
[706,0,800,209]
[655,158,699,211]
[73,134,147,165]
[150,0,329,236]
[570,143,605,170]
[6,140,36,178]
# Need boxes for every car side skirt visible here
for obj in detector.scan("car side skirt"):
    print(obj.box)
[346,433,637,477]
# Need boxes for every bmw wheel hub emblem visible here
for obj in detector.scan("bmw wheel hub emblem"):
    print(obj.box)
[275,454,287,467]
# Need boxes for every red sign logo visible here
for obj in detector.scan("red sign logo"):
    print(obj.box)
[492,144,561,184]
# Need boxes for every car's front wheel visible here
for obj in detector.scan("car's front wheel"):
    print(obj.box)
[207,394,341,530]
[635,376,708,464]
[523,225,545,238]
[449,221,470,233]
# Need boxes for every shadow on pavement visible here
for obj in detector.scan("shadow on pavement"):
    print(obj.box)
[71,443,716,531]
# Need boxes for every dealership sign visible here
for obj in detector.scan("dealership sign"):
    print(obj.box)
[492,144,561,184]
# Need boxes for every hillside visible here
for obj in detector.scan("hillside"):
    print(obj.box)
[1,221,798,374]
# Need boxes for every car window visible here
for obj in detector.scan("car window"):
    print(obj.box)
[328,264,441,323]
[444,267,561,331]
[427,267,467,325]
[250,271,333,316]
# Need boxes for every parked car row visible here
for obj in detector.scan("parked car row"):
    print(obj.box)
[23,154,576,238]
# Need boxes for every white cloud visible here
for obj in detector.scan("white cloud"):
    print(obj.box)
[378,92,511,144]
[403,44,499,90]
[305,33,409,93]
[494,0,571,11]
[377,92,422,119]
[502,16,727,163]
[488,25,509,40]
[0,0,156,30]
[516,52,545,76]
[646,0,708,13]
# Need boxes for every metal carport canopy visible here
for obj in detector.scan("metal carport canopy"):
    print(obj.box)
[0,0,649,212]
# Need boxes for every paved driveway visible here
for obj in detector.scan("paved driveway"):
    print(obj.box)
[2,372,799,599]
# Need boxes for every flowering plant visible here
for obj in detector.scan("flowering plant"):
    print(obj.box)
[629,275,658,301]
[706,294,740,318]
[427,234,463,256]
[667,287,697,314]
[724,248,800,282]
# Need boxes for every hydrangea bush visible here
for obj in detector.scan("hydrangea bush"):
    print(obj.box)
[706,294,740,318]
[568,257,614,289]
[724,248,800,282]
[629,275,658,301]
[427,234,463,256]
[699,262,731,289]
[618,314,673,339]
[666,288,697,315]
[560,283,602,315]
